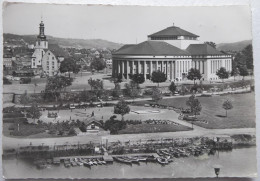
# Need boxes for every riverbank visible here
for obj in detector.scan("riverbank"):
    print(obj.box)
[3,146,257,179]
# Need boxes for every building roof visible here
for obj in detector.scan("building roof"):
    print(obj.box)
[186,44,224,55]
[148,25,199,38]
[113,41,190,56]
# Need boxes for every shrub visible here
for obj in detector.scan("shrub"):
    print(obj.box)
[20,78,31,84]
[3,77,12,85]
[104,119,127,134]
[3,112,24,118]
[3,117,28,123]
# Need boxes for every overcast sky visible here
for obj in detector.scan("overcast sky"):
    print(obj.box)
[3,3,252,44]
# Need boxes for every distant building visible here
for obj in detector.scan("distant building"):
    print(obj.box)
[41,50,60,76]
[12,60,24,71]
[31,20,59,76]
[106,59,112,69]
[112,23,232,81]
[3,54,13,70]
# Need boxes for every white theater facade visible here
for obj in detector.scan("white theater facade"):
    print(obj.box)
[112,24,232,81]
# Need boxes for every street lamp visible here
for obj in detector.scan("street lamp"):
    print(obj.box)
[214,167,220,178]
[213,164,222,178]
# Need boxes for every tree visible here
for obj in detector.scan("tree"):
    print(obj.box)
[239,66,249,80]
[114,99,130,121]
[131,74,145,85]
[59,58,80,78]
[124,81,141,101]
[231,67,239,81]
[216,67,229,83]
[44,76,73,102]
[187,68,202,85]
[20,90,30,108]
[168,82,177,95]
[88,78,104,100]
[33,83,38,94]
[204,41,217,49]
[186,94,202,118]
[242,44,253,70]
[233,44,253,70]
[27,102,42,123]
[90,58,106,72]
[3,77,12,85]
[222,100,233,117]
[112,82,122,98]
[151,70,167,87]
[80,89,91,102]
[151,87,162,104]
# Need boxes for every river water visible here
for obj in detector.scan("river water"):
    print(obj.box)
[3,147,257,179]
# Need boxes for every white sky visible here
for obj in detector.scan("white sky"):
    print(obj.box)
[3,3,252,44]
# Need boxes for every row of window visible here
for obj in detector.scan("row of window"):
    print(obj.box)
[46,61,55,65]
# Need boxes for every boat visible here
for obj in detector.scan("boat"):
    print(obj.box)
[76,159,84,166]
[146,155,156,162]
[113,157,132,165]
[87,159,94,166]
[83,160,92,168]
[36,161,48,169]
[135,156,147,162]
[161,150,172,156]
[64,160,71,168]
[91,159,98,165]
[156,157,169,165]
[126,157,139,164]
[96,158,103,165]
[53,158,61,165]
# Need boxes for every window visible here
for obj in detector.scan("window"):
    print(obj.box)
[52,66,55,69]
[52,57,54,60]
[48,53,50,55]
[47,61,49,65]
[47,66,49,69]
[52,62,55,65]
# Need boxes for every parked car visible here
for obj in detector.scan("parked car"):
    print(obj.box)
[5,75,13,80]
[13,77,21,81]
[69,104,76,109]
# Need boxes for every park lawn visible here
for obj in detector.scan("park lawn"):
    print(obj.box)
[118,123,192,134]
[4,122,47,137]
[136,92,256,129]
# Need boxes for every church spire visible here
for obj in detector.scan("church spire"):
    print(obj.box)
[37,20,46,40]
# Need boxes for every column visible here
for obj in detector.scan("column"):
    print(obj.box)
[118,60,121,74]
[170,61,173,80]
[150,61,152,76]
[126,60,129,80]
[137,60,141,74]
[144,61,147,80]
[166,61,168,79]
[121,61,123,77]
[156,61,158,71]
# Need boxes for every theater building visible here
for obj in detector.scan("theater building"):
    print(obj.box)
[112,23,232,81]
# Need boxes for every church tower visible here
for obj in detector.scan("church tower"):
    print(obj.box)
[35,20,48,49]
[31,20,48,69]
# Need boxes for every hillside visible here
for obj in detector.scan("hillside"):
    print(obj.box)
[216,40,252,52]
[3,33,123,50]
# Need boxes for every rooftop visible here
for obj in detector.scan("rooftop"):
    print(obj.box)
[148,24,199,38]
[186,44,224,55]
[113,41,190,56]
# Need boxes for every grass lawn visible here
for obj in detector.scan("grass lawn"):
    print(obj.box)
[135,92,256,129]
[3,122,47,137]
[118,123,192,134]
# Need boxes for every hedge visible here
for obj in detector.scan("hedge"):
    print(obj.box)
[3,113,24,118]
[3,117,28,123]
